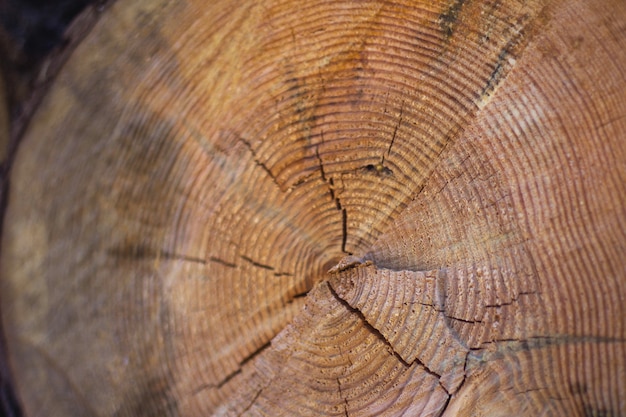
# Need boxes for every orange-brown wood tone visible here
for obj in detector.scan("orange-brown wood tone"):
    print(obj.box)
[1,0,625,415]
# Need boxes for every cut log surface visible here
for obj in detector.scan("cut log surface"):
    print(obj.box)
[1,0,625,416]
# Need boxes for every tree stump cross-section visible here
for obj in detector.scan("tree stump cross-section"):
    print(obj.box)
[1,0,625,416]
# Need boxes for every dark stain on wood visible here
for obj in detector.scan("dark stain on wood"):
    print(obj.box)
[439,0,468,38]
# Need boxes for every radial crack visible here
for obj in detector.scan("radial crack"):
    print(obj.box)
[238,388,264,417]
[287,291,309,304]
[315,144,328,182]
[330,179,342,209]
[315,138,351,254]
[108,245,206,264]
[337,378,350,417]
[273,271,294,277]
[326,279,458,393]
[208,256,237,268]
[436,393,453,417]
[240,341,271,367]
[327,282,410,368]
[239,136,281,187]
[341,208,351,254]
[483,335,626,350]
[383,103,403,162]
[484,290,538,308]
[240,255,275,271]
[193,341,272,395]
[446,315,482,324]
[192,368,241,395]
[316,144,342,209]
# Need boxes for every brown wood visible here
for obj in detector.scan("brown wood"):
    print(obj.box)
[1,0,625,415]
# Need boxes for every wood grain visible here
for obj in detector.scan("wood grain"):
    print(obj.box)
[1,0,625,416]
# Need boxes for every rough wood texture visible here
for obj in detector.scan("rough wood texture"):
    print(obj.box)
[1,0,625,416]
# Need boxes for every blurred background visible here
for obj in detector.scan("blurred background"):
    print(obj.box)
[0,1,107,415]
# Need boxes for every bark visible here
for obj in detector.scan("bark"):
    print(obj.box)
[1,69,23,417]
[1,0,625,416]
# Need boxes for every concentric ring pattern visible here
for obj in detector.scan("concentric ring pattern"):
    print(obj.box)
[1,0,625,416]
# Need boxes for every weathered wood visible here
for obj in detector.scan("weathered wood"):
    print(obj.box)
[1,0,625,416]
